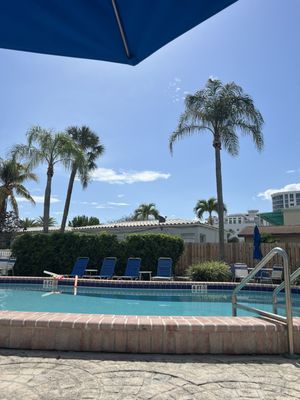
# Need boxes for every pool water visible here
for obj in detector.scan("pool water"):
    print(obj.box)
[0,285,299,316]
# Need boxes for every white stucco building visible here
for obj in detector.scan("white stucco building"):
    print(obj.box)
[212,210,267,240]
[271,191,300,211]
[25,219,222,243]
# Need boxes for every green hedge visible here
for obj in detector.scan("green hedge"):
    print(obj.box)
[187,261,232,282]
[124,233,184,273]
[11,232,184,276]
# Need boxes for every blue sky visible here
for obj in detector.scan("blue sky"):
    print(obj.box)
[0,0,299,224]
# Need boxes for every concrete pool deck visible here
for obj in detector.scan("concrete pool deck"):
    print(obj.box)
[0,349,300,399]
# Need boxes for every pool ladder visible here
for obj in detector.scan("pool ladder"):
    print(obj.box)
[273,266,300,314]
[232,247,294,356]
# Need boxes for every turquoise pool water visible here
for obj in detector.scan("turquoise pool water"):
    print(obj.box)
[0,285,298,316]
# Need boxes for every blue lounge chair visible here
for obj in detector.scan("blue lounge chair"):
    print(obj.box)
[68,257,90,277]
[116,257,141,280]
[152,257,173,280]
[44,257,89,279]
[98,257,117,279]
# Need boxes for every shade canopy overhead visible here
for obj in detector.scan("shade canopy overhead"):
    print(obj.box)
[0,0,237,65]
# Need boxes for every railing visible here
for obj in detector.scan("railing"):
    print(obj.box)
[232,247,294,355]
[273,266,300,314]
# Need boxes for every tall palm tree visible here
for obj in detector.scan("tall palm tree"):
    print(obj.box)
[60,126,105,232]
[194,197,227,225]
[12,126,84,233]
[133,203,160,220]
[0,158,37,217]
[169,79,264,259]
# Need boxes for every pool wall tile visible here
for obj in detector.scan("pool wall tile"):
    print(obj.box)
[1,312,298,354]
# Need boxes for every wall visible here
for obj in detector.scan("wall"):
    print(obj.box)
[283,208,300,225]
[79,225,220,244]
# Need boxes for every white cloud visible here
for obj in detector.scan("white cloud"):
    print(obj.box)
[90,168,171,185]
[53,211,63,215]
[258,183,300,200]
[286,170,296,174]
[95,204,114,209]
[107,202,129,206]
[16,195,60,204]
[117,194,125,198]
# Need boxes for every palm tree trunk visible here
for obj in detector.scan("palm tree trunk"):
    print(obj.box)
[0,198,7,217]
[43,164,53,233]
[213,138,225,260]
[60,165,77,233]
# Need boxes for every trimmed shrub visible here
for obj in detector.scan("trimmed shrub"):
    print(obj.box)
[12,232,122,276]
[187,261,232,282]
[11,232,184,276]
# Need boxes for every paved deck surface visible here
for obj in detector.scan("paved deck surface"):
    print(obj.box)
[0,350,300,399]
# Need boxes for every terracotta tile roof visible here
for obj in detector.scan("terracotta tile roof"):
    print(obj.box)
[239,225,300,237]
[73,219,219,231]
[23,219,219,233]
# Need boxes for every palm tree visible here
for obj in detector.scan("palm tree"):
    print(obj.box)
[12,126,84,233]
[60,126,105,232]
[36,216,57,227]
[0,158,37,217]
[169,78,264,260]
[68,215,100,227]
[194,197,226,225]
[19,217,38,229]
[133,203,160,220]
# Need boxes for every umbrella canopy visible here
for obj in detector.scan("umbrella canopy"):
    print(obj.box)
[253,225,263,260]
[0,0,237,65]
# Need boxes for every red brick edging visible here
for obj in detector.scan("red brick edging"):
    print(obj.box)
[0,311,299,354]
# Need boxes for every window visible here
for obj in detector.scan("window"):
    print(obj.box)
[199,234,206,243]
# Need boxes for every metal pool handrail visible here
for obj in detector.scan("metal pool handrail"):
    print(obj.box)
[232,247,294,355]
[273,266,300,314]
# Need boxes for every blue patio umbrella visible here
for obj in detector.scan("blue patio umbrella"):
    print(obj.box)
[253,225,263,260]
[0,0,237,65]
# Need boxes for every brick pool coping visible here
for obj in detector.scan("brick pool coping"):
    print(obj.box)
[0,276,299,354]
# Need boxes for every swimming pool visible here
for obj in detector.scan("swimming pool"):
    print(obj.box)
[0,284,298,316]
[0,278,300,354]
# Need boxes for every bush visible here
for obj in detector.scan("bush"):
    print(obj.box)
[187,261,232,282]
[11,232,184,276]
[12,232,121,276]
[124,234,184,274]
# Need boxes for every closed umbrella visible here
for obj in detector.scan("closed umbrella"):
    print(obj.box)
[0,0,237,65]
[253,225,263,260]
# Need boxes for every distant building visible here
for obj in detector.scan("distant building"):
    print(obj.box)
[239,225,300,244]
[271,190,300,211]
[212,210,267,240]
